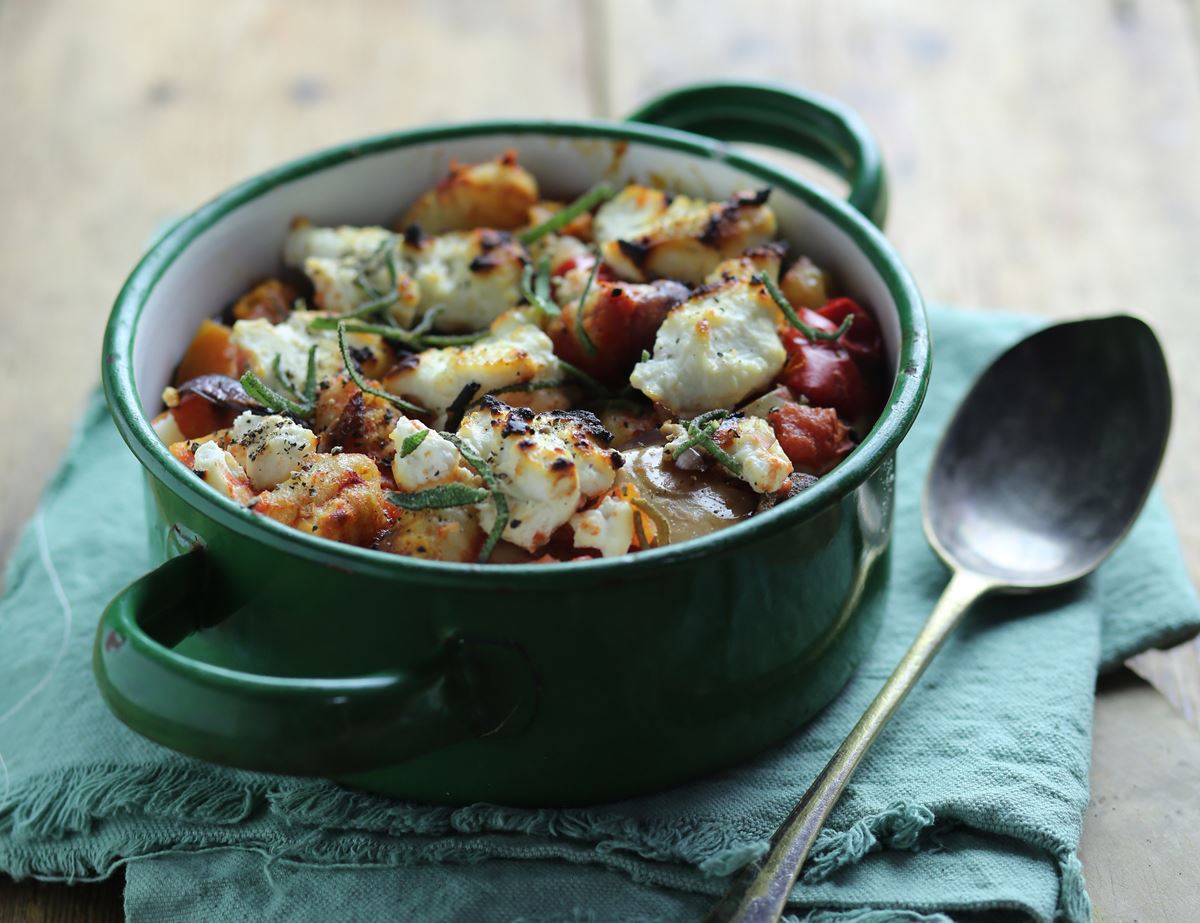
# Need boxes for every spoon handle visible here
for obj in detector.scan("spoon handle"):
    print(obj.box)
[705,568,996,923]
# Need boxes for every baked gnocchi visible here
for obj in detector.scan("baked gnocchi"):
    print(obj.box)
[156,152,887,563]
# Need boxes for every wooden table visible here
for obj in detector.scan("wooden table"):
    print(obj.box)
[2,2,1198,919]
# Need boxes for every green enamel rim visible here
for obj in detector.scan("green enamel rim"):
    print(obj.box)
[102,118,930,589]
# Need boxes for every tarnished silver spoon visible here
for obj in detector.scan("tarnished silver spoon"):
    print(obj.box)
[708,315,1171,922]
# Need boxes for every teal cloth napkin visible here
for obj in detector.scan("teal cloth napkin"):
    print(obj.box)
[2,306,1198,923]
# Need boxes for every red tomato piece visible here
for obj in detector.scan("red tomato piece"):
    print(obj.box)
[549,279,688,387]
[779,335,872,421]
[768,403,854,475]
[817,297,882,368]
[797,305,839,337]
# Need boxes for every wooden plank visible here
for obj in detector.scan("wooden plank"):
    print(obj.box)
[1081,670,1200,922]
[0,874,123,923]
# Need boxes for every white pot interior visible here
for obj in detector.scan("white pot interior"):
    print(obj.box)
[132,133,901,416]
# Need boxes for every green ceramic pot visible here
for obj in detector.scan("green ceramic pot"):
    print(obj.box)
[96,82,930,806]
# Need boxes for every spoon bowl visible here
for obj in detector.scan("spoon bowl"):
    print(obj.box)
[709,315,1171,923]
[925,316,1171,588]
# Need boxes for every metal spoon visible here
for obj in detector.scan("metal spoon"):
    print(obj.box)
[707,315,1171,922]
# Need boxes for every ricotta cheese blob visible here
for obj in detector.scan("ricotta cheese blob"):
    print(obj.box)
[383,311,563,427]
[662,414,793,494]
[570,494,637,557]
[232,312,386,392]
[406,230,525,331]
[630,278,787,415]
[389,418,478,491]
[192,440,253,503]
[286,223,524,330]
[456,400,621,553]
[227,412,318,492]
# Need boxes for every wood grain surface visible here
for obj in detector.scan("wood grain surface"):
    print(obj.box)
[1080,669,1200,922]
[1,1,1197,920]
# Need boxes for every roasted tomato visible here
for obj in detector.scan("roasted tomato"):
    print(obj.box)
[767,403,853,475]
[817,297,883,370]
[549,278,689,387]
[779,332,872,421]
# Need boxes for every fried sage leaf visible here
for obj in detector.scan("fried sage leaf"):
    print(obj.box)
[387,484,490,510]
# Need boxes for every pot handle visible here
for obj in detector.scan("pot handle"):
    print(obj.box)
[625,81,888,227]
[93,547,536,775]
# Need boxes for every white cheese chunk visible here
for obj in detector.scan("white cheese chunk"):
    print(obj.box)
[716,415,793,494]
[232,313,339,391]
[286,223,522,330]
[407,230,525,331]
[301,255,420,321]
[192,440,253,503]
[537,415,621,498]
[152,411,185,446]
[283,224,396,267]
[285,226,422,322]
[383,312,561,428]
[661,421,694,456]
[528,233,593,303]
[530,232,591,271]
[630,278,787,415]
[301,257,361,315]
[388,418,477,490]
[232,312,385,392]
[227,412,317,492]
[570,495,636,558]
[662,414,792,494]
[456,400,621,553]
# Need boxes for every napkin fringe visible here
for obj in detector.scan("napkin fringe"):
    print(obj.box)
[0,764,1092,922]
[802,801,936,884]
[795,802,1092,923]
[268,786,772,875]
[1054,848,1090,923]
[794,910,954,923]
[0,763,769,880]
[0,762,254,847]
[0,762,1093,923]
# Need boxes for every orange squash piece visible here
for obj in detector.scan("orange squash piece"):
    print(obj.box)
[174,319,240,385]
[231,279,298,324]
